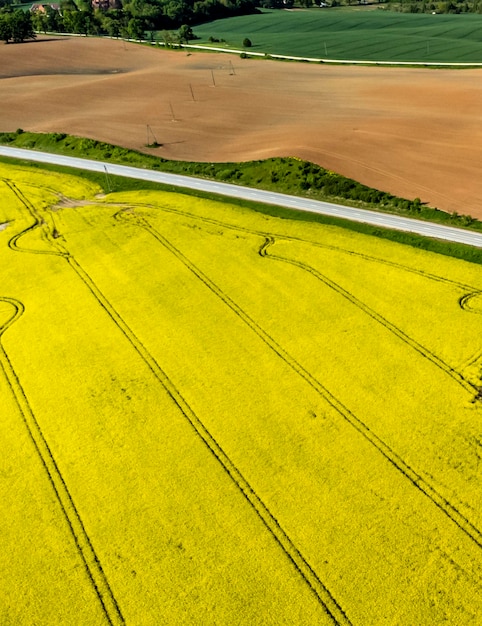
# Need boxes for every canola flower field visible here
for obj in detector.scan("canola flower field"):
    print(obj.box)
[1,160,482,625]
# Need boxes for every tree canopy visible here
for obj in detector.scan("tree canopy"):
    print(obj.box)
[0,10,36,43]
[29,0,257,39]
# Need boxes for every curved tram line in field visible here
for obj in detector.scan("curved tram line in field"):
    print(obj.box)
[0,306,125,626]
[4,182,352,625]
[113,205,482,555]
[110,196,482,303]
[459,291,482,315]
[258,237,479,396]
[1,180,126,626]
[457,292,482,374]
[5,181,69,258]
[113,198,482,386]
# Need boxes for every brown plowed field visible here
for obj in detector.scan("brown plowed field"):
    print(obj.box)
[2,36,482,217]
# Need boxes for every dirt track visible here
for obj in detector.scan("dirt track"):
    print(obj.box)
[2,36,482,217]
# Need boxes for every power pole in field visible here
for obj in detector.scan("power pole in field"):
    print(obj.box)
[146,124,159,146]
[169,102,176,121]
[103,165,112,192]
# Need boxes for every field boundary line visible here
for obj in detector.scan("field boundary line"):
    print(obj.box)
[0,297,125,626]
[120,211,482,552]
[32,32,482,67]
[181,43,482,67]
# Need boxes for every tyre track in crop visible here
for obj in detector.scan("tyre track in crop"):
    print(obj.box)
[0,297,24,336]
[457,292,482,373]
[258,236,478,396]
[6,184,351,625]
[2,181,125,625]
[116,202,480,390]
[459,349,482,372]
[0,297,124,626]
[73,261,352,625]
[69,252,351,622]
[139,198,482,385]
[3,180,67,257]
[113,200,481,292]
[459,291,482,315]
[114,198,482,301]
[35,186,482,387]
[115,209,482,554]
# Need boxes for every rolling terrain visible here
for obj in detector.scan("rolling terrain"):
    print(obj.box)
[2,25,482,624]
[2,36,482,217]
[1,160,482,624]
[193,9,482,63]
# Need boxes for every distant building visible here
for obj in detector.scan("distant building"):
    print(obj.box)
[30,2,60,11]
[91,0,121,9]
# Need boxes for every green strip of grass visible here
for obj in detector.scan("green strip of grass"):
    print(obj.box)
[2,130,482,264]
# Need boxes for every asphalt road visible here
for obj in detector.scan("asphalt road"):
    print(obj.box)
[2,146,482,249]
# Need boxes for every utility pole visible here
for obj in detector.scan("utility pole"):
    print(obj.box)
[169,102,176,121]
[103,165,111,192]
[146,124,159,146]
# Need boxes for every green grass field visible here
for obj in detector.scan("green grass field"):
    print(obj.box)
[192,9,482,63]
[2,160,482,624]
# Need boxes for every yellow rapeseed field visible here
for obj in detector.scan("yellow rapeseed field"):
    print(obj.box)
[1,161,482,625]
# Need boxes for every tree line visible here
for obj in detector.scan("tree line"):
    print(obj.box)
[0,10,35,42]
[385,0,482,12]
[0,0,257,42]
[259,0,482,9]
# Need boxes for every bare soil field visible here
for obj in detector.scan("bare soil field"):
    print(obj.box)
[2,36,482,217]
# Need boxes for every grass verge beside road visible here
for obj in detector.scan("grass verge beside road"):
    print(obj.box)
[1,130,482,264]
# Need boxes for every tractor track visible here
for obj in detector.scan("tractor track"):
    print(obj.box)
[0,296,124,626]
[2,180,124,625]
[114,209,482,553]
[116,200,482,388]
[5,181,351,624]
[131,198,482,381]
[259,236,478,396]
[113,199,482,293]
[71,254,351,625]
[459,291,482,315]
[4,180,67,257]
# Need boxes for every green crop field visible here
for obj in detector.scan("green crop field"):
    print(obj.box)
[2,159,482,624]
[192,9,482,63]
